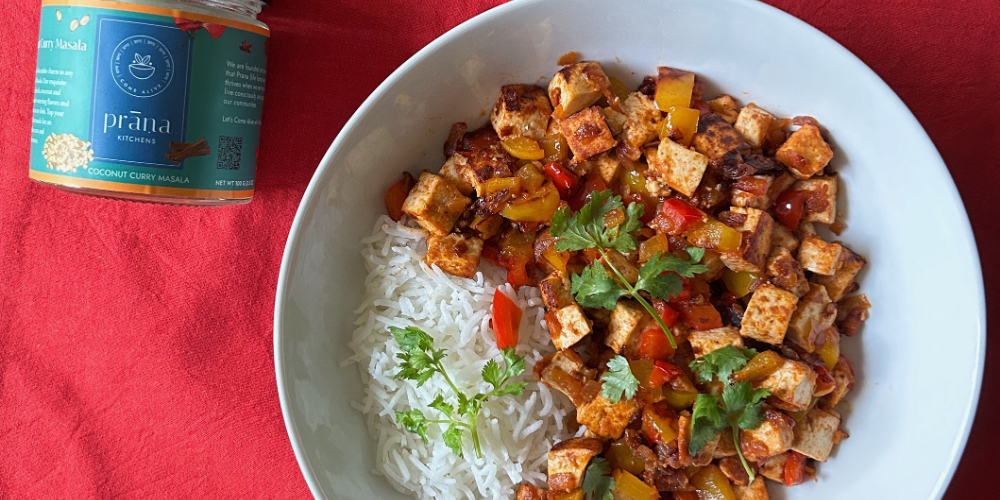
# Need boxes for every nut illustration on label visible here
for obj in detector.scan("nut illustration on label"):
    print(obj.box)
[166,139,211,163]
[56,9,62,21]
[43,134,94,173]
[81,15,91,26]
[70,19,79,31]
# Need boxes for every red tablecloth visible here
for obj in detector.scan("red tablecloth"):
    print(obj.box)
[0,0,995,498]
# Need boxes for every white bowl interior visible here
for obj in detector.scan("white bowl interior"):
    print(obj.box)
[275,0,985,498]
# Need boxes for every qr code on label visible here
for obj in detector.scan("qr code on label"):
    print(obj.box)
[217,136,243,170]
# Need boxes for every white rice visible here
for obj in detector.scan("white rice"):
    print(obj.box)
[349,215,576,500]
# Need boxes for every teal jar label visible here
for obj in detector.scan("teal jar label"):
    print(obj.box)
[31,1,269,200]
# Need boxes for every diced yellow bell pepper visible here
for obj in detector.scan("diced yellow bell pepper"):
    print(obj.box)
[689,465,737,500]
[621,169,648,197]
[660,106,701,147]
[538,134,570,162]
[721,269,760,298]
[606,439,646,476]
[608,76,630,102]
[516,161,546,191]
[685,219,742,254]
[629,359,664,405]
[638,234,670,263]
[477,176,522,198]
[662,389,698,410]
[501,182,560,222]
[605,207,626,228]
[612,468,657,500]
[543,245,571,273]
[551,490,583,500]
[733,350,784,382]
[502,137,545,160]
[816,330,840,371]
[470,214,503,240]
[654,67,696,111]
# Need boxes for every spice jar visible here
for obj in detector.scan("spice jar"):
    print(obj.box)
[30,0,269,205]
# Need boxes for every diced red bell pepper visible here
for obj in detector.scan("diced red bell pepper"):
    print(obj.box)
[542,161,579,199]
[648,360,684,388]
[652,299,680,328]
[637,327,675,361]
[670,277,692,302]
[491,289,523,349]
[658,199,705,235]
[481,244,501,265]
[675,301,723,331]
[784,451,808,486]
[814,364,836,394]
[504,259,533,289]
[569,175,609,211]
[384,172,415,221]
[773,189,812,229]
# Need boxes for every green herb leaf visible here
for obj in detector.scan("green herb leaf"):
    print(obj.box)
[582,457,615,500]
[725,381,771,430]
[600,355,639,403]
[634,252,686,302]
[571,261,629,310]
[395,409,429,445]
[482,359,503,389]
[501,347,526,378]
[457,393,472,416]
[552,190,623,252]
[607,201,645,253]
[685,246,706,264]
[688,344,758,384]
[390,326,434,353]
[493,381,527,398]
[429,394,453,417]
[442,423,465,458]
[689,393,724,455]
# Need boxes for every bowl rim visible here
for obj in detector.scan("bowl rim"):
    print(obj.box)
[273,0,986,498]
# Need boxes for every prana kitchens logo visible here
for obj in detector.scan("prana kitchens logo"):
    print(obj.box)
[111,35,174,98]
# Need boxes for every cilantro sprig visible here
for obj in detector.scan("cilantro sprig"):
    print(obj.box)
[600,355,640,403]
[582,457,615,500]
[391,326,527,459]
[688,345,771,481]
[550,190,708,348]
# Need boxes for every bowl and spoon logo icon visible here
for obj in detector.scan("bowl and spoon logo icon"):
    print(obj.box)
[111,35,175,98]
[129,53,156,80]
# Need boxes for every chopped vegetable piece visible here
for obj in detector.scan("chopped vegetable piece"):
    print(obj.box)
[492,289,523,349]
[675,301,723,331]
[659,199,706,235]
[637,327,674,361]
[638,234,670,263]
[732,350,784,382]
[621,169,649,197]
[612,468,657,500]
[661,106,701,146]
[784,451,808,486]
[648,360,684,388]
[642,401,679,444]
[816,332,840,370]
[385,172,416,222]
[721,269,760,298]
[607,76,630,102]
[539,134,571,162]
[653,299,681,328]
[544,161,581,199]
[654,67,696,111]
[684,219,742,253]
[569,175,610,211]
[662,388,698,410]
[773,189,812,229]
[501,182,561,222]
[689,465,737,500]
[478,176,523,198]
[606,439,646,476]
[516,161,546,191]
[502,136,545,160]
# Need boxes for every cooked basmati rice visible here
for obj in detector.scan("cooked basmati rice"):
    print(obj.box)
[349,215,577,500]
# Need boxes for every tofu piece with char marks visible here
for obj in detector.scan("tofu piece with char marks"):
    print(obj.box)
[402,172,471,235]
[766,246,809,297]
[791,408,841,462]
[618,92,663,159]
[734,103,776,148]
[793,175,838,224]
[731,175,774,210]
[551,304,593,350]
[787,284,836,352]
[741,284,798,345]
[820,354,855,409]
[719,207,774,273]
[813,245,866,301]
[547,438,604,492]
[560,106,617,160]
[606,300,648,354]
[770,223,799,252]
[776,124,833,179]
[798,237,843,275]
[755,358,817,412]
[688,326,744,358]
[439,153,475,196]
[592,151,622,185]
[707,95,740,124]
[490,84,552,141]
[693,113,750,161]
[576,392,639,439]
[515,484,548,500]
[539,271,574,312]
[549,62,610,119]
[424,233,483,279]
[739,407,795,462]
[646,138,709,197]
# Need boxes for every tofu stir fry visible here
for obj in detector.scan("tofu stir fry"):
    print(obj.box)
[384,57,870,500]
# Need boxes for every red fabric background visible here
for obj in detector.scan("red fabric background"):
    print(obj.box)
[0,0,996,498]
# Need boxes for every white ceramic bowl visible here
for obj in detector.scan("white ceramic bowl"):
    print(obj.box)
[274,0,986,498]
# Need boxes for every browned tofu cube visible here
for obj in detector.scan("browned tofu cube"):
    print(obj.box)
[646,138,709,197]
[793,175,838,224]
[547,438,604,492]
[738,407,795,461]
[402,172,471,235]
[439,153,475,196]
[741,284,798,345]
[551,304,593,350]
[606,300,648,354]
[560,106,616,160]
[770,223,800,252]
[424,233,483,279]
[549,62,610,119]
[734,103,776,148]
[731,175,774,210]
[707,95,740,124]
[787,284,837,352]
[719,207,774,273]
[758,453,788,483]
[734,476,769,500]
[618,92,663,160]
[791,408,841,462]
[592,151,622,184]
[813,245,866,301]
[693,113,749,161]
[490,84,552,141]
[776,124,833,179]
[700,250,727,282]
[603,107,626,136]
[766,246,810,297]
[755,358,817,411]
[689,326,744,358]
[516,484,548,500]
[539,271,574,312]
[576,392,639,439]
[798,237,843,275]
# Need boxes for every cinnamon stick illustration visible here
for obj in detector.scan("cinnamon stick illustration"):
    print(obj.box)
[166,139,211,163]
